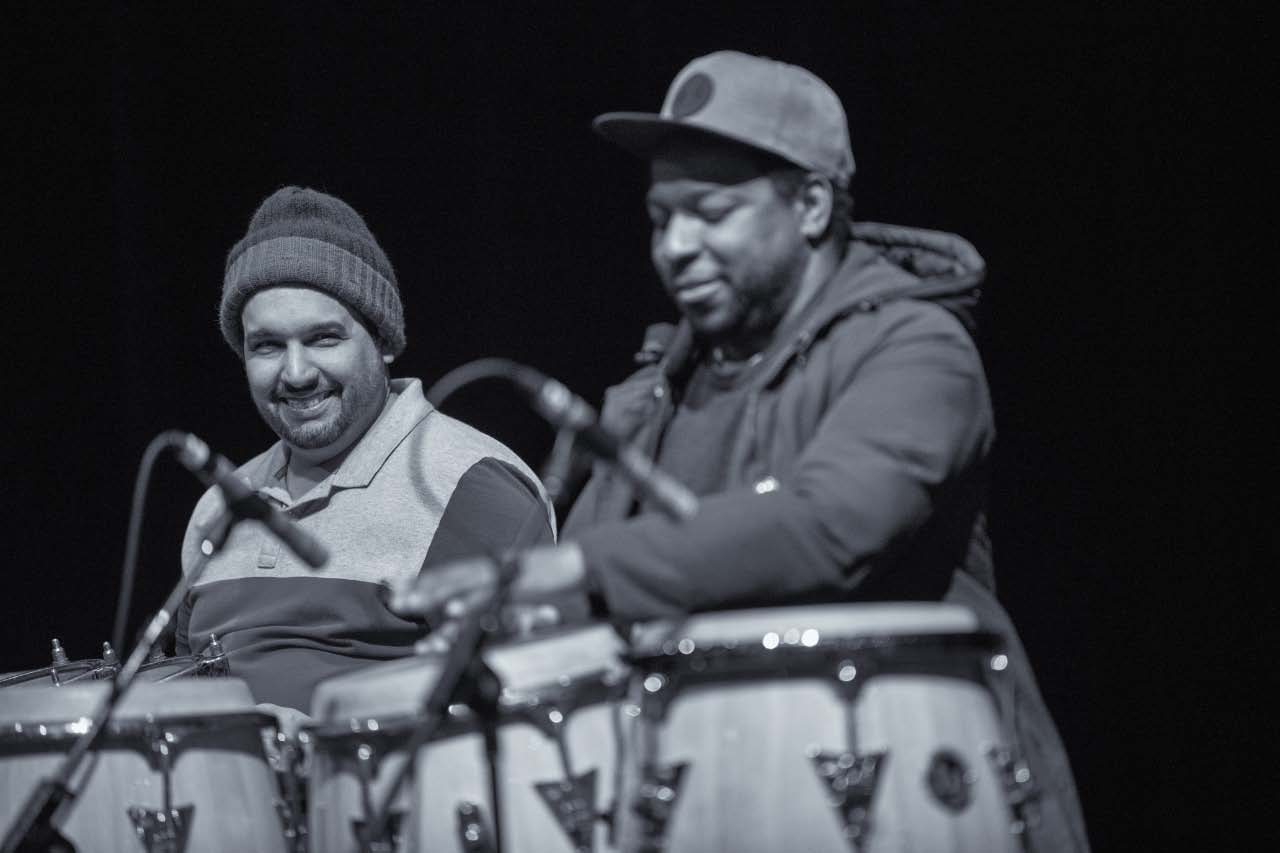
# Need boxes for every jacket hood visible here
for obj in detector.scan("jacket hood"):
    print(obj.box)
[841,221,986,334]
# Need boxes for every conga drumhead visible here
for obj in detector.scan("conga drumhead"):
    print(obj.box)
[0,678,288,853]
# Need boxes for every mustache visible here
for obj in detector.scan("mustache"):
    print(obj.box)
[272,384,339,401]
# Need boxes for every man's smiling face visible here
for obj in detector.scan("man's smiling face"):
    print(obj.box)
[647,137,809,356]
[241,285,392,462]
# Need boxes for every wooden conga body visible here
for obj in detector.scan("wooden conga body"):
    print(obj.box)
[618,604,1023,853]
[306,623,628,853]
[0,678,289,852]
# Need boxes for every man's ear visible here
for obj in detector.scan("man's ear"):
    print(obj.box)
[797,174,835,242]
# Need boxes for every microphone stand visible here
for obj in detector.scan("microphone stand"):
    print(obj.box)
[357,555,516,853]
[1,507,236,853]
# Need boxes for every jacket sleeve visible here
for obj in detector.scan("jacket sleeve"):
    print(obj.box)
[570,304,994,620]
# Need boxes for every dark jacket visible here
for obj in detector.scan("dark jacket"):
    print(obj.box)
[564,222,1089,851]
[565,222,994,614]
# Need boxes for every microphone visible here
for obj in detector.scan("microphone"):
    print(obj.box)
[175,433,329,568]
[509,366,698,522]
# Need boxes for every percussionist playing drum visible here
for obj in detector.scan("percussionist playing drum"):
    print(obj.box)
[176,186,556,734]
[392,51,1090,851]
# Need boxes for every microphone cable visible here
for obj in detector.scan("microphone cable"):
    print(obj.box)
[109,430,188,658]
[424,357,523,407]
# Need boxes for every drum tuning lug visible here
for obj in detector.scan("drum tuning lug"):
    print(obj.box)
[987,745,1042,837]
[127,804,194,853]
[630,761,688,851]
[808,748,886,851]
[351,810,404,853]
[534,768,599,852]
[455,801,495,852]
[274,799,308,853]
[50,638,69,665]
[102,642,119,666]
[198,634,230,677]
[147,644,169,663]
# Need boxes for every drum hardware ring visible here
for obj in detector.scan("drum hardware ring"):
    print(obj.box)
[305,666,627,747]
[628,631,1003,722]
[0,711,277,749]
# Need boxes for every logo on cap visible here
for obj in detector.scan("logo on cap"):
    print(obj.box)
[670,72,714,119]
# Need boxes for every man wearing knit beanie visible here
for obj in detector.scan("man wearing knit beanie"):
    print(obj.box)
[174,186,556,721]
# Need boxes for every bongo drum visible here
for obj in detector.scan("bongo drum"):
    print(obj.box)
[617,604,1023,853]
[305,623,628,852]
[0,678,292,852]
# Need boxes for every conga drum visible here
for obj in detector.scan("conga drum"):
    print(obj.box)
[0,678,293,852]
[305,623,628,852]
[617,603,1026,853]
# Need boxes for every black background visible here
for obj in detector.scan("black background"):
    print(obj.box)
[5,3,1268,849]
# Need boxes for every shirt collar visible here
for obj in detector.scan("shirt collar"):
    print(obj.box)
[255,378,434,502]
[331,378,433,489]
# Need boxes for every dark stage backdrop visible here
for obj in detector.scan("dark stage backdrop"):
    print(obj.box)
[6,3,1266,849]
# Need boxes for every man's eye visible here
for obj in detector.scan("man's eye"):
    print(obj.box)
[648,208,670,229]
[698,204,733,223]
[249,341,280,354]
[309,334,341,346]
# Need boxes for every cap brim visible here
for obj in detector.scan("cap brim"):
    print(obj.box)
[592,112,692,160]
[593,111,817,176]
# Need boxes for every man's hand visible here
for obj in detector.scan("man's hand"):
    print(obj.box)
[256,702,313,740]
[388,543,587,621]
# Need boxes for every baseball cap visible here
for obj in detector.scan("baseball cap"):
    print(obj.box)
[593,50,855,187]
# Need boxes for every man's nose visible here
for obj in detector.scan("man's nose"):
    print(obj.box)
[280,342,319,388]
[656,212,701,266]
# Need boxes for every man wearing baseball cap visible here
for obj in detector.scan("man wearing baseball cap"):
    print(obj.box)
[174,186,555,719]
[397,52,1088,849]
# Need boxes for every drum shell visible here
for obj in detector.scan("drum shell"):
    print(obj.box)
[618,603,1020,853]
[0,679,288,853]
[306,624,627,853]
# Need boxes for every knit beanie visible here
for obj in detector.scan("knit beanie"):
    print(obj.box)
[221,186,406,357]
